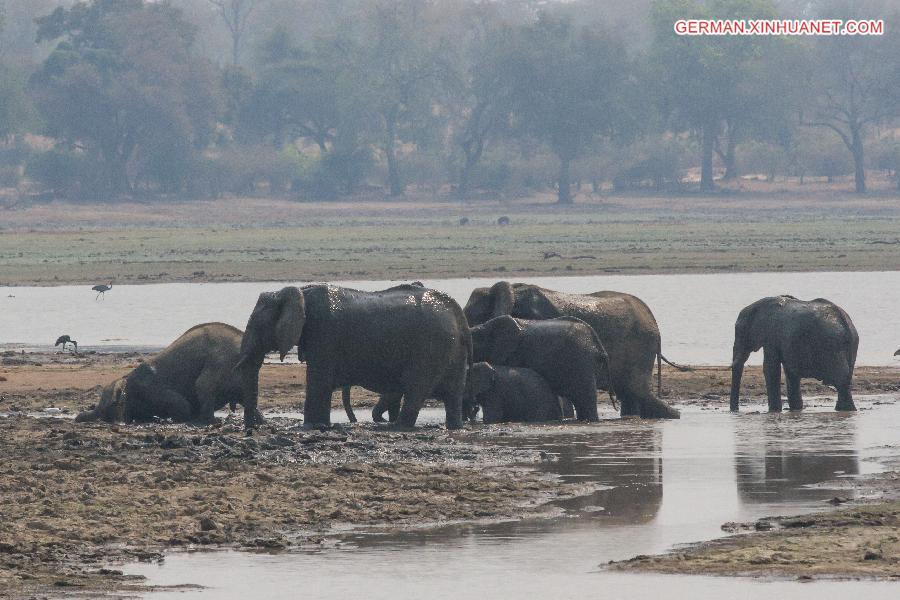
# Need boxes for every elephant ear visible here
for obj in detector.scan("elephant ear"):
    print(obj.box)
[488,315,523,365]
[490,281,515,318]
[274,287,305,361]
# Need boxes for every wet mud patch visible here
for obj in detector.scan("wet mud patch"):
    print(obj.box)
[0,415,582,598]
[610,473,900,580]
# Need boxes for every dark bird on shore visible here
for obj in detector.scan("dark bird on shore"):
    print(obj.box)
[459,217,470,226]
[497,216,510,226]
[92,281,112,300]
[55,335,78,352]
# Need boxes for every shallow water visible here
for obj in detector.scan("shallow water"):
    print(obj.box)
[2,271,899,365]
[127,399,900,599]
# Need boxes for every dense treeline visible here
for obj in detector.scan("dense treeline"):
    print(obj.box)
[0,0,898,203]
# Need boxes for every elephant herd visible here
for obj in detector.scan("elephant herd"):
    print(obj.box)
[76,282,861,429]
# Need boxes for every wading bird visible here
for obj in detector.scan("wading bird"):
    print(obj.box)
[55,335,78,352]
[92,281,113,300]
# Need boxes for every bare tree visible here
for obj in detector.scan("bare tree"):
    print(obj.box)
[207,0,262,66]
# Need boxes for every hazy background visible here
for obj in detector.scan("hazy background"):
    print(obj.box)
[0,0,898,205]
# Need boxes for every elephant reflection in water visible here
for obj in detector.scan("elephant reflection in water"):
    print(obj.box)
[734,415,859,505]
[549,425,664,524]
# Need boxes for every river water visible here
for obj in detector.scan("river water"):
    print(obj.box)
[2,271,899,365]
[125,399,900,599]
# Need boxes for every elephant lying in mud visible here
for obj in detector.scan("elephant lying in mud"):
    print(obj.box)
[468,362,562,423]
[470,316,613,421]
[730,296,859,412]
[236,284,471,430]
[76,323,262,424]
[464,282,681,419]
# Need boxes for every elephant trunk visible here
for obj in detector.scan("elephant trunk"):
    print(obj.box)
[234,352,264,430]
[730,349,747,411]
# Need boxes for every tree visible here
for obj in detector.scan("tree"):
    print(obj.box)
[348,1,449,197]
[508,14,632,203]
[440,2,518,197]
[649,0,784,190]
[800,1,900,193]
[207,0,263,67]
[31,0,222,197]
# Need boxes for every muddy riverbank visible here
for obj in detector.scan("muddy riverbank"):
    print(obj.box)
[611,494,900,580]
[1,350,898,416]
[2,354,899,597]
[0,415,583,598]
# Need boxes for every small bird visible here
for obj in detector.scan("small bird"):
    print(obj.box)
[55,335,78,353]
[894,348,899,357]
[92,281,113,300]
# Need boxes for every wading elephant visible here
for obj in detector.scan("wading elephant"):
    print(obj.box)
[75,323,260,424]
[468,362,562,423]
[235,284,471,430]
[470,316,613,421]
[464,282,680,419]
[730,295,859,412]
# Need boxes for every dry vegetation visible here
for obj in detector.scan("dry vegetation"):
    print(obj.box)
[1,187,899,286]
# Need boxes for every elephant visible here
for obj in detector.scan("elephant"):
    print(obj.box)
[470,315,613,421]
[75,323,260,424]
[235,284,471,430]
[468,362,562,423]
[328,283,424,425]
[464,281,681,419]
[730,295,859,412]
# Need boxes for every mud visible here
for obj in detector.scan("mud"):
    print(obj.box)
[611,496,900,580]
[2,354,899,596]
[0,414,580,598]
[2,350,897,416]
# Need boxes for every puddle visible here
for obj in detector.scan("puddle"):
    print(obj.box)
[2,271,900,365]
[126,399,900,599]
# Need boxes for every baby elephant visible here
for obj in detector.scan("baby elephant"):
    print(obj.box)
[469,362,561,423]
[470,315,614,421]
[76,322,261,424]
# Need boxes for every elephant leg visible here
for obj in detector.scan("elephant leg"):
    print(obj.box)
[763,348,782,412]
[153,388,194,423]
[785,370,803,411]
[571,381,599,422]
[386,394,402,422]
[371,394,396,423]
[397,393,425,429]
[835,386,856,411]
[303,368,334,428]
[342,386,357,423]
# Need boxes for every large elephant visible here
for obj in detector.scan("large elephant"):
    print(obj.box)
[235,284,471,430]
[730,295,859,412]
[75,323,260,424]
[470,316,612,421]
[468,362,562,423]
[464,282,680,419]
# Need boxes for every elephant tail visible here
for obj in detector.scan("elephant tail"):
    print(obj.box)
[656,342,693,397]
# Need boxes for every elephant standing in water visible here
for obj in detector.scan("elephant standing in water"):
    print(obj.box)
[236,284,471,430]
[470,316,613,421]
[464,282,680,419]
[76,323,261,424]
[730,295,859,412]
